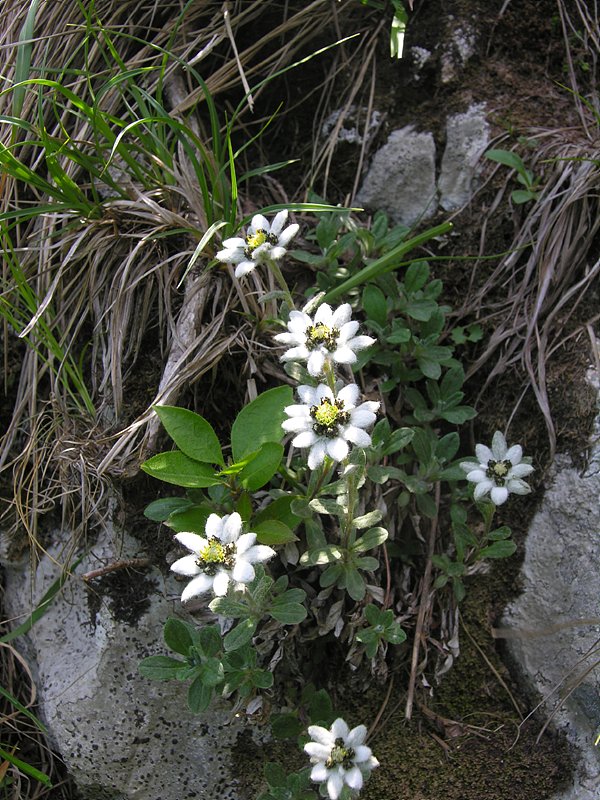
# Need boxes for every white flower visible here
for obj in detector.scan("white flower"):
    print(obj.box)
[170,512,275,602]
[273,303,375,377]
[460,430,534,506]
[304,717,379,800]
[282,383,379,470]
[215,210,299,278]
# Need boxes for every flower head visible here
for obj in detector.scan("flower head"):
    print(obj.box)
[274,303,375,377]
[460,430,534,506]
[170,512,275,602]
[282,383,379,470]
[304,718,379,800]
[216,210,299,278]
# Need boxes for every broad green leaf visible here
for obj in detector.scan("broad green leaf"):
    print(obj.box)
[364,604,382,626]
[352,510,382,530]
[441,406,477,424]
[488,526,512,541]
[385,624,407,645]
[231,386,293,461]
[138,655,184,681]
[209,596,250,618]
[343,567,366,601]
[309,688,334,724]
[154,406,224,465]
[436,432,460,462]
[252,669,274,689]
[253,520,297,545]
[353,527,388,553]
[270,603,307,624]
[485,148,526,172]
[237,442,284,490]
[299,543,344,567]
[224,619,257,651]
[253,496,302,531]
[382,427,414,455]
[167,505,212,534]
[144,497,192,521]
[478,540,517,559]
[404,260,430,293]
[141,451,221,487]
[362,284,387,327]
[198,657,225,687]
[319,563,343,587]
[264,762,287,788]
[163,618,194,656]
[354,556,379,571]
[188,675,213,713]
[198,625,223,657]
[512,189,536,204]
[271,713,302,739]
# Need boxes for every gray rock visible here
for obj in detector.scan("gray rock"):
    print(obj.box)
[3,524,244,800]
[356,126,437,227]
[440,18,477,84]
[502,368,600,800]
[438,104,489,212]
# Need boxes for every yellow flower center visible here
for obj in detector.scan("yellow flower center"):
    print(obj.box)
[486,459,512,486]
[310,398,350,438]
[246,230,268,250]
[325,739,355,769]
[306,323,339,352]
[196,537,236,575]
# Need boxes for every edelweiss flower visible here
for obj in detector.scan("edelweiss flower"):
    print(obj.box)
[273,303,375,377]
[304,718,379,800]
[215,210,299,278]
[460,430,534,506]
[170,512,275,602]
[282,383,379,470]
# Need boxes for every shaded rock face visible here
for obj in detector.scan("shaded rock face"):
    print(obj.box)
[356,104,489,227]
[503,371,600,800]
[3,526,243,800]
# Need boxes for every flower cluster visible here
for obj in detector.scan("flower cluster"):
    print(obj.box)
[274,303,375,378]
[282,382,379,470]
[460,430,534,506]
[216,210,299,278]
[305,718,379,799]
[170,512,275,602]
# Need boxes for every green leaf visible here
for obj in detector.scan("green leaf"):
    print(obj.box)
[237,442,284,490]
[354,556,380,571]
[254,496,302,530]
[254,520,297,545]
[441,406,477,424]
[252,669,274,689]
[141,451,221,488]
[353,527,388,553]
[478,540,517,559]
[231,386,293,461]
[488,526,512,541]
[405,298,438,322]
[436,432,460,462]
[344,567,366,601]
[163,618,194,656]
[404,260,430,292]
[209,596,250,619]
[319,563,343,587]
[511,189,537,204]
[167,505,212,534]
[300,543,344,567]
[270,603,307,624]
[144,497,192,521]
[271,713,302,739]
[352,510,382,530]
[198,657,225,687]
[188,675,213,713]
[385,624,407,645]
[416,491,437,518]
[309,688,334,724]
[382,427,414,455]
[362,284,387,327]
[224,619,257,651]
[198,625,223,658]
[309,498,346,517]
[153,406,224,465]
[485,148,526,173]
[364,604,383,626]
[264,762,287,788]
[138,655,185,681]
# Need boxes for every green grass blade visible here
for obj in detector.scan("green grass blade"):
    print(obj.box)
[0,686,46,732]
[322,221,453,302]
[0,746,52,787]
[12,0,42,117]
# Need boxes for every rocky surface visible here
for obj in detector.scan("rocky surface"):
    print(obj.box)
[356,125,437,227]
[502,368,600,800]
[438,104,489,211]
[2,524,243,800]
